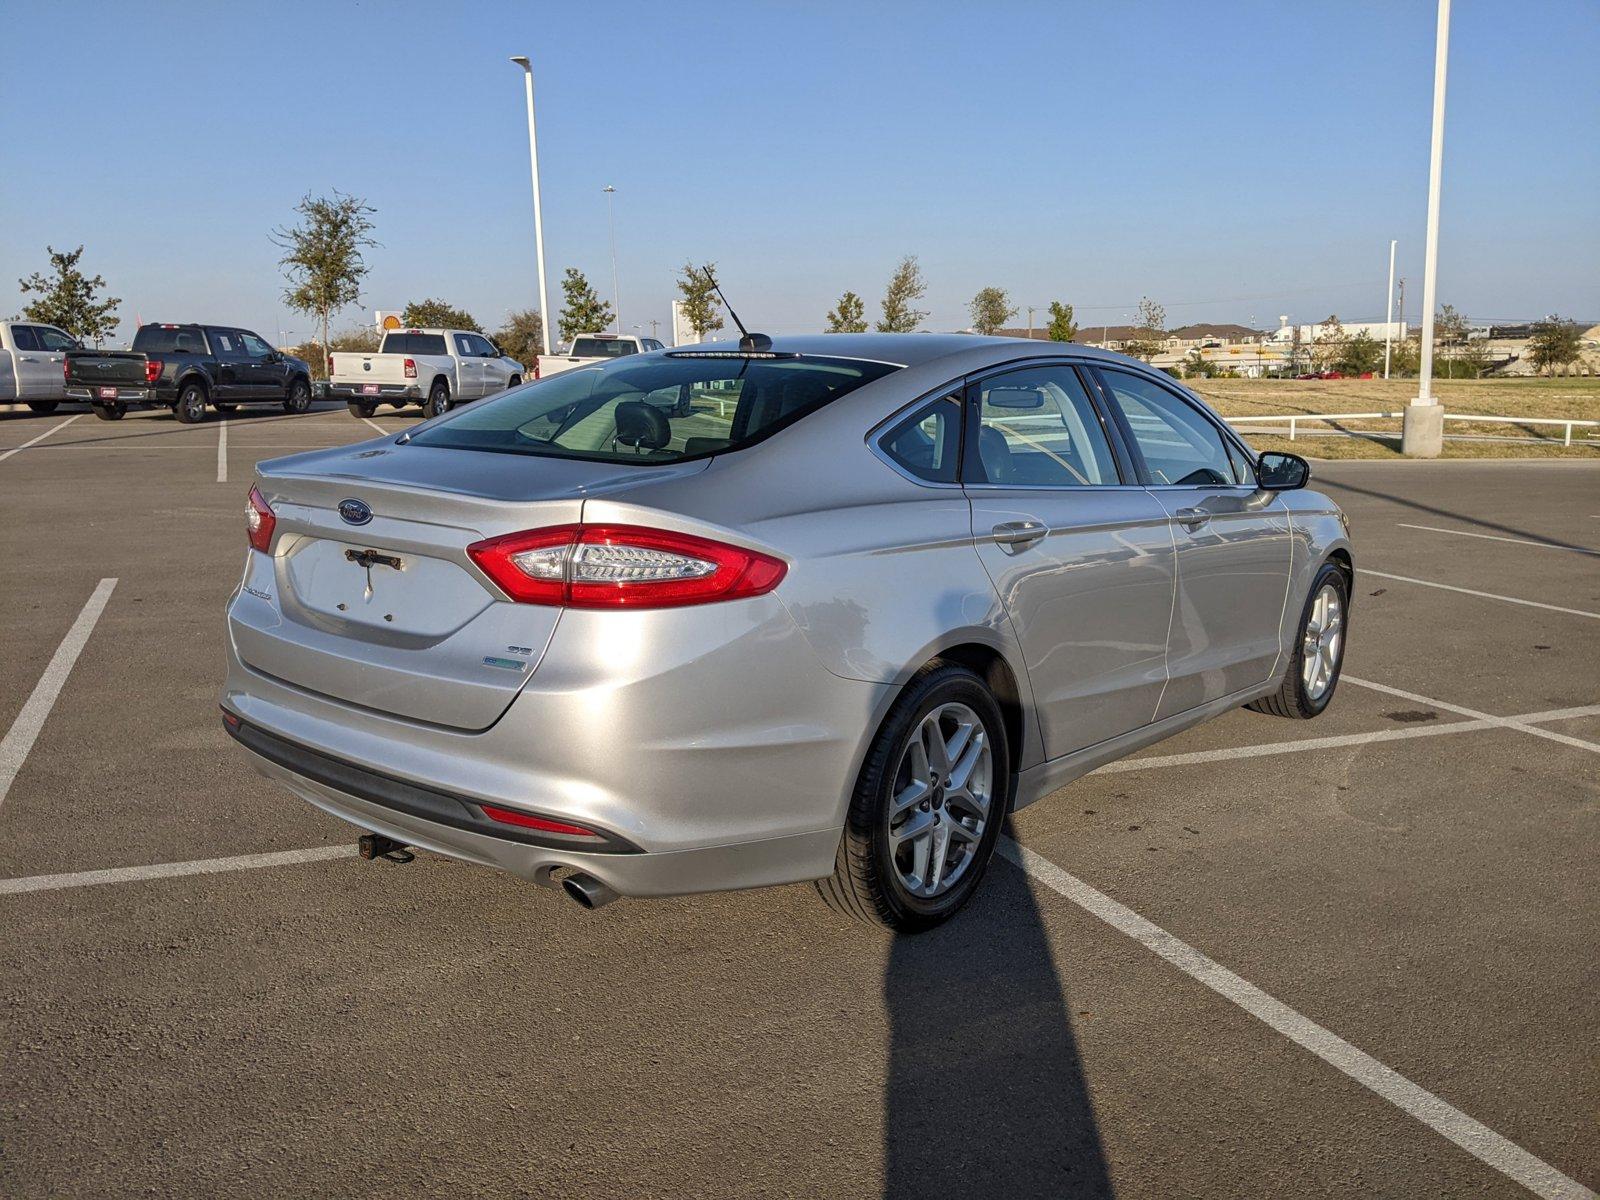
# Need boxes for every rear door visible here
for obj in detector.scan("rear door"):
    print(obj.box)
[204,327,248,400]
[963,361,1178,758]
[453,333,485,397]
[1092,366,1292,717]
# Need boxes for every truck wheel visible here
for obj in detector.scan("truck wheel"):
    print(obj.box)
[347,400,378,420]
[27,401,59,414]
[90,402,125,421]
[174,383,208,424]
[283,378,312,414]
[508,375,522,388]
[424,380,451,418]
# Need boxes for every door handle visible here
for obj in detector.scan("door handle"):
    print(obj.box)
[1175,507,1211,529]
[992,520,1048,549]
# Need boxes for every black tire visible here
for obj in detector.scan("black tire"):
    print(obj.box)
[90,402,125,421]
[282,377,312,414]
[507,375,522,388]
[347,400,378,420]
[174,382,208,424]
[817,662,1011,933]
[27,401,59,414]
[1247,560,1350,719]
[424,379,451,419]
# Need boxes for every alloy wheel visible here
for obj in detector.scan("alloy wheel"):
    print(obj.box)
[887,702,993,900]
[1301,583,1344,700]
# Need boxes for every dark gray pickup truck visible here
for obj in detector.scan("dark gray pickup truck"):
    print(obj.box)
[67,323,313,422]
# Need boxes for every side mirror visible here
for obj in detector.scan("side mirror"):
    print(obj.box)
[1257,451,1310,491]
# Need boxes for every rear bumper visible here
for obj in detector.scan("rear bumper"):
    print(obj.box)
[329,383,420,401]
[65,384,153,403]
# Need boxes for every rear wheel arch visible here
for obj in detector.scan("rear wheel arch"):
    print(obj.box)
[926,642,1025,774]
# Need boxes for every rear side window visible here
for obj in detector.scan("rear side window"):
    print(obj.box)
[971,365,1119,487]
[879,394,962,483]
[409,353,899,464]
[11,326,40,351]
[572,337,634,358]
[210,329,242,356]
[133,326,207,354]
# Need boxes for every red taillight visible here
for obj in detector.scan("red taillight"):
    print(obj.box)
[326,353,334,375]
[480,803,603,839]
[63,359,70,383]
[467,524,787,609]
[145,358,163,384]
[246,485,276,552]
[404,357,417,379]
[531,360,541,380]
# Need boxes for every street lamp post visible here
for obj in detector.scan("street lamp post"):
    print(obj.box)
[603,185,620,334]
[510,55,552,358]
[1384,239,1397,379]
[1402,0,1450,457]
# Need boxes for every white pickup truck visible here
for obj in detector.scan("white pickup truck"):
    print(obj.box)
[535,333,665,381]
[1,320,85,412]
[329,328,525,419]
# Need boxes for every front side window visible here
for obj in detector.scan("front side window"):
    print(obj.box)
[971,365,1119,487]
[408,353,898,464]
[1098,369,1239,487]
[879,393,962,483]
[468,334,498,358]
[239,332,273,358]
[35,326,79,351]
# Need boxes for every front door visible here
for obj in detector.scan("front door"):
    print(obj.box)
[238,330,288,399]
[31,325,79,399]
[1092,366,1293,718]
[453,334,485,398]
[963,362,1177,759]
[471,334,511,395]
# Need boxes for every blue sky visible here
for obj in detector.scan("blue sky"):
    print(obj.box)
[3,0,1596,344]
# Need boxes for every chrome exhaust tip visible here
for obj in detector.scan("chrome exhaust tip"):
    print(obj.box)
[561,872,619,910]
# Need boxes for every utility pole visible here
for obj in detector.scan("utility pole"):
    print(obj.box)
[1384,239,1397,379]
[1026,305,1036,338]
[510,56,552,357]
[603,185,620,334]
[1403,0,1450,456]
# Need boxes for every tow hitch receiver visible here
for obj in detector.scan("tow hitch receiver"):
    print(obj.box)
[357,833,414,863]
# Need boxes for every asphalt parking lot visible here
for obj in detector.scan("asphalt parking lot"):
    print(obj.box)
[1,402,1596,1199]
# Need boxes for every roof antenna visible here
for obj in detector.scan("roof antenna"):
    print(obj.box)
[703,267,771,352]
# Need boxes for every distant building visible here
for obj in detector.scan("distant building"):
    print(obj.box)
[1262,315,1407,344]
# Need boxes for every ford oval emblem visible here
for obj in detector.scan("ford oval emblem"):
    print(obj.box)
[338,498,373,526]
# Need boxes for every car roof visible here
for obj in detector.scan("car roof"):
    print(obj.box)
[671,332,1126,370]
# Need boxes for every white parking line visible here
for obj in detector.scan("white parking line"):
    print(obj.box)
[0,413,82,464]
[216,420,228,483]
[362,418,388,437]
[1344,677,1600,755]
[1361,570,1600,621]
[998,838,1597,1200]
[1397,524,1600,557]
[0,845,352,895]
[0,579,117,810]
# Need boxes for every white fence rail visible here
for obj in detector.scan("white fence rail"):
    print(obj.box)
[1224,411,1599,447]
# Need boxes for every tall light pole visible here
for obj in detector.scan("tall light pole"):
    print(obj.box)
[603,185,620,334]
[510,56,552,357]
[1403,0,1450,457]
[1384,238,1397,379]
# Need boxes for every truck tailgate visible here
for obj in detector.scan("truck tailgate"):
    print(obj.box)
[332,354,415,385]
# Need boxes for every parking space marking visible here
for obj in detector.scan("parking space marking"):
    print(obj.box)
[0,414,82,464]
[0,845,352,895]
[998,838,1598,1200]
[0,579,117,811]
[1397,524,1600,557]
[1345,677,1600,755]
[1360,570,1600,621]
[217,420,227,482]
[362,418,388,437]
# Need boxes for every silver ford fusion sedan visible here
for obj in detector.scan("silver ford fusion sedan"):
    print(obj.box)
[222,333,1352,931]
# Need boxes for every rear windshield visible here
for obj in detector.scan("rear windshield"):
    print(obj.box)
[133,326,207,354]
[408,354,899,464]
[571,337,636,358]
[381,332,448,355]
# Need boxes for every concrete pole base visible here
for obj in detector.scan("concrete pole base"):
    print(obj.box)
[1402,403,1445,458]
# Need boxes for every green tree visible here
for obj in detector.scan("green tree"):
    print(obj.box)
[1335,330,1382,376]
[675,262,724,341]
[17,245,121,345]
[876,255,928,333]
[289,326,381,382]
[1123,296,1166,361]
[1434,303,1470,377]
[1526,315,1583,375]
[968,286,1017,336]
[825,290,868,333]
[557,268,614,343]
[1311,314,1346,372]
[272,191,378,365]
[401,298,480,331]
[1046,300,1078,342]
[493,308,544,367]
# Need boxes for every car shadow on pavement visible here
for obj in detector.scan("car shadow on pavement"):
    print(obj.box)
[883,825,1113,1199]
